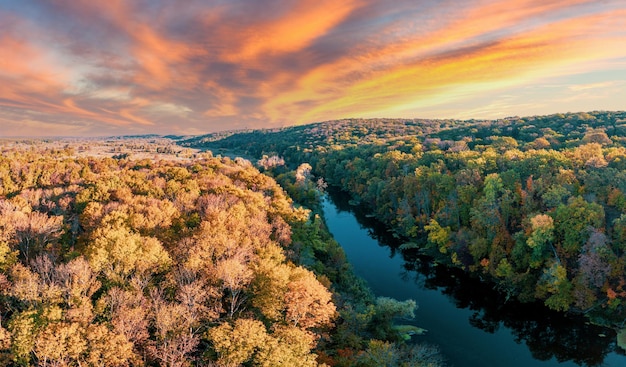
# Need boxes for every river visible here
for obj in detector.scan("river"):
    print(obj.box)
[321,189,626,367]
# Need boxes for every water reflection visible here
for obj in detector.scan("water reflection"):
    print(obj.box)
[325,188,625,366]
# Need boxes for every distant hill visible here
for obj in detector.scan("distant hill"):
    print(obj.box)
[180,111,626,157]
[105,134,163,140]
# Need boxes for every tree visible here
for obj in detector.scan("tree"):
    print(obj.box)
[215,256,253,318]
[7,263,56,306]
[55,257,101,309]
[369,297,417,340]
[84,323,136,367]
[255,326,320,367]
[250,244,291,321]
[173,267,221,325]
[284,267,336,329]
[0,203,63,260]
[612,214,626,254]
[7,310,39,366]
[554,197,604,259]
[0,322,10,366]
[86,220,171,280]
[105,286,150,346]
[582,129,612,145]
[148,289,199,367]
[536,261,573,311]
[541,185,569,209]
[258,155,285,171]
[571,143,606,168]
[527,214,555,268]
[0,237,17,272]
[295,163,312,185]
[358,340,400,367]
[483,173,503,204]
[207,318,268,367]
[33,321,86,367]
[578,230,613,289]
[424,219,452,254]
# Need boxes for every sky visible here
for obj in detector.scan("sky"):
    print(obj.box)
[0,0,625,137]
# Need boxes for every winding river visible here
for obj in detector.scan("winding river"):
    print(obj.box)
[322,189,626,367]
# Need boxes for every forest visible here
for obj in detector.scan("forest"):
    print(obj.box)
[182,111,626,334]
[4,110,626,366]
[0,143,442,366]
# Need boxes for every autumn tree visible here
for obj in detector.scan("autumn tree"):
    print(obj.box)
[527,214,555,268]
[536,261,573,311]
[84,323,136,367]
[250,243,291,321]
[105,285,150,348]
[284,267,336,330]
[0,201,63,260]
[86,216,171,281]
[255,326,320,367]
[215,255,253,318]
[33,321,86,366]
[207,318,268,367]
[147,288,199,367]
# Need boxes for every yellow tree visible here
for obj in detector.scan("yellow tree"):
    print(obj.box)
[0,237,17,272]
[7,310,39,366]
[84,323,136,367]
[527,213,555,268]
[207,318,268,367]
[284,267,336,329]
[33,321,87,367]
[173,267,221,325]
[250,244,291,321]
[55,257,101,307]
[0,321,10,365]
[86,220,171,281]
[7,263,61,307]
[255,326,320,367]
[52,257,101,326]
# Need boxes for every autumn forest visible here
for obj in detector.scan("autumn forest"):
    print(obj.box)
[2,111,626,366]
[0,138,439,366]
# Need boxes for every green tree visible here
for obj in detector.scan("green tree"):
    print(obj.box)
[554,197,604,258]
[536,261,573,311]
[527,214,555,268]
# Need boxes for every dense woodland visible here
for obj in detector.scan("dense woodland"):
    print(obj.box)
[0,145,442,366]
[4,110,626,365]
[182,111,626,334]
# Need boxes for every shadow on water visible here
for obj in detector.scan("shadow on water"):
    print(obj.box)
[325,187,626,367]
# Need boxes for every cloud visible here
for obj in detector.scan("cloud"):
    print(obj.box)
[261,3,626,123]
[0,0,625,136]
[220,0,364,62]
[568,81,618,92]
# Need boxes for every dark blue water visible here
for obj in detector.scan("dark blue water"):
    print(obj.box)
[322,192,626,367]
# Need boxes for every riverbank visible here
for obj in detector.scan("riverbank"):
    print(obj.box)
[322,187,626,367]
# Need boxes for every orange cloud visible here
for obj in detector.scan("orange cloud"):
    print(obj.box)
[0,1,625,136]
[222,0,363,62]
[261,4,626,124]
[0,33,70,99]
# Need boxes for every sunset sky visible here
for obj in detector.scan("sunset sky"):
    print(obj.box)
[1,0,625,136]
